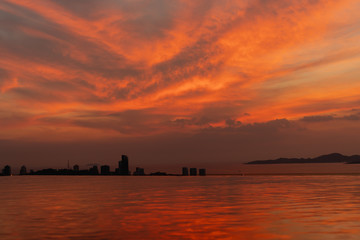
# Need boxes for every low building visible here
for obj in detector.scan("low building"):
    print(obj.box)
[101,165,110,175]
[199,169,206,176]
[189,168,197,176]
[89,165,99,175]
[133,167,145,175]
[182,167,189,176]
[20,165,27,175]
[73,165,79,172]
[2,165,11,176]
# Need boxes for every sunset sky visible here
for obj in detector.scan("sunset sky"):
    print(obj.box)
[1,0,360,172]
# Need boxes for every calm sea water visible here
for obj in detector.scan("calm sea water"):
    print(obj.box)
[1,175,360,240]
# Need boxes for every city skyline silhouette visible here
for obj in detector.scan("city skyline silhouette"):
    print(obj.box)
[0,154,207,176]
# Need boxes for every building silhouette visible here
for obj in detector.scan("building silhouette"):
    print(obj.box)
[20,165,27,175]
[73,165,79,172]
[117,155,130,175]
[101,165,110,175]
[2,165,11,176]
[190,168,197,176]
[182,167,189,176]
[89,165,99,175]
[199,169,206,176]
[133,167,145,175]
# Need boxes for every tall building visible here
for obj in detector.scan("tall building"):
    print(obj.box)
[182,167,189,176]
[117,155,130,175]
[101,165,110,175]
[199,169,206,176]
[190,168,197,176]
[2,165,11,176]
[20,165,27,175]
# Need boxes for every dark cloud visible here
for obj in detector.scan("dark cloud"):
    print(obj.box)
[121,0,179,39]
[37,109,172,134]
[53,0,107,20]
[281,49,360,74]
[38,79,81,92]
[300,111,360,122]
[286,98,360,114]
[203,119,294,135]
[301,115,335,122]
[6,83,105,104]
[0,2,138,79]
[168,103,246,128]
[0,68,11,87]
[72,78,96,90]
[36,105,270,135]
[225,119,242,127]
[168,117,213,128]
[0,111,32,127]
[152,38,224,84]
[9,87,65,102]
[343,114,360,121]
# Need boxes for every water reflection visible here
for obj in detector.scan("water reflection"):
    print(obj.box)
[1,176,360,239]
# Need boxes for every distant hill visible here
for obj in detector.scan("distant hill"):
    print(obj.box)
[245,153,360,164]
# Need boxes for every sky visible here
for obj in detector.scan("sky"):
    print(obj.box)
[0,0,360,173]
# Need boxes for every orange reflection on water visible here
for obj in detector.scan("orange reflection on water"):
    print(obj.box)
[1,176,360,239]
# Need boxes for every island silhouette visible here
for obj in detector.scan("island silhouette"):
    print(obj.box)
[245,153,360,164]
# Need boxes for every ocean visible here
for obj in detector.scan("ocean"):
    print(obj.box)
[1,175,360,239]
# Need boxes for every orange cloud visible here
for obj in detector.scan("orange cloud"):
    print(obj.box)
[0,0,359,141]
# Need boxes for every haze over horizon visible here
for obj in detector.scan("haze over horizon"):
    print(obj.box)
[1,0,360,172]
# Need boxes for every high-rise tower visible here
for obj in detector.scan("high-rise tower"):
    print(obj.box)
[117,155,130,175]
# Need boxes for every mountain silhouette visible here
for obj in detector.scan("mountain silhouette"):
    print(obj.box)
[245,153,360,164]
